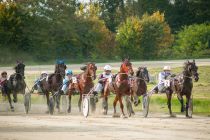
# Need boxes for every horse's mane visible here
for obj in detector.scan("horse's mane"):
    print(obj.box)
[183,62,190,71]
[54,64,66,73]
[86,62,95,65]
[136,67,146,77]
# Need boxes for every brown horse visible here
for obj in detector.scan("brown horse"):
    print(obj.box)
[68,62,97,113]
[4,62,26,111]
[131,67,150,107]
[173,60,199,118]
[103,58,134,118]
[39,62,66,114]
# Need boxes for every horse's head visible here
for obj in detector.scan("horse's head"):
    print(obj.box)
[121,57,134,76]
[86,62,97,80]
[184,60,199,82]
[55,63,67,77]
[14,61,25,77]
[136,67,150,83]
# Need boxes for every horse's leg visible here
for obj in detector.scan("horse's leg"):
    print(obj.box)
[113,95,118,116]
[119,95,126,118]
[13,90,17,103]
[166,90,175,117]
[177,94,185,112]
[56,93,61,113]
[46,92,50,113]
[186,94,190,118]
[78,93,82,112]
[6,92,14,111]
[102,88,109,115]
[68,93,72,113]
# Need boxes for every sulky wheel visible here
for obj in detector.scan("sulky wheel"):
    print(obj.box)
[24,92,31,114]
[142,94,150,118]
[82,96,89,118]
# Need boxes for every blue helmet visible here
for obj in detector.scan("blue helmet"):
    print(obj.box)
[56,59,65,65]
[66,69,73,75]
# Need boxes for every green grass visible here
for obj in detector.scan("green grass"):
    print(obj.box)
[0,66,209,115]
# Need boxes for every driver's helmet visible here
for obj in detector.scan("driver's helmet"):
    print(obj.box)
[104,65,112,71]
[41,71,48,75]
[163,66,171,71]
[66,69,73,75]
[56,59,65,65]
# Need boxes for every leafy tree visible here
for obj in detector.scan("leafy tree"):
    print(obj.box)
[116,11,173,59]
[174,23,210,58]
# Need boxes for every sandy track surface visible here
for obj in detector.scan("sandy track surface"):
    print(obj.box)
[0,112,210,140]
[0,102,210,140]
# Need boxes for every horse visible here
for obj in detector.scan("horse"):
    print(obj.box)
[5,62,26,111]
[68,62,97,113]
[173,60,199,118]
[102,58,134,118]
[39,62,66,114]
[131,67,150,107]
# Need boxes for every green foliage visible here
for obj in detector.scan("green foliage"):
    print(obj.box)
[174,23,210,58]
[0,0,209,64]
[116,11,173,59]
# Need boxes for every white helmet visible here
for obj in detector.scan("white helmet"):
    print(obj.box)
[104,65,112,71]
[163,66,171,71]
[41,71,48,75]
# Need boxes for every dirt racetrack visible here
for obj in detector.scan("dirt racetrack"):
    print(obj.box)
[0,109,210,140]
[0,59,210,140]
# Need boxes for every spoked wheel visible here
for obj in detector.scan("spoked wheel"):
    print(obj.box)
[142,94,150,118]
[125,96,133,117]
[24,92,31,114]
[61,95,68,113]
[49,96,54,115]
[90,95,96,113]
[188,98,193,118]
[82,96,89,118]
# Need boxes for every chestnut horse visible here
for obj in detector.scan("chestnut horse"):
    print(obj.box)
[103,58,134,118]
[39,63,66,114]
[173,60,199,118]
[68,62,97,113]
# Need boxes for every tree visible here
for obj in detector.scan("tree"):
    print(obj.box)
[174,23,210,58]
[116,11,173,59]
[98,0,125,32]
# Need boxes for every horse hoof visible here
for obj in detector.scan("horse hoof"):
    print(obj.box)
[45,110,49,114]
[102,109,107,115]
[121,114,128,119]
[186,115,192,118]
[112,113,120,118]
[170,114,176,118]
[11,107,14,112]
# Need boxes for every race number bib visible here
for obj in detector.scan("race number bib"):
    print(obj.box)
[72,77,77,84]
[164,80,170,87]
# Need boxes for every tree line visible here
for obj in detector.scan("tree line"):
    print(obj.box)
[0,0,209,64]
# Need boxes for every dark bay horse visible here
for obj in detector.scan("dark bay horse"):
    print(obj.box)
[103,58,134,118]
[173,60,199,118]
[5,62,26,111]
[40,63,66,114]
[68,62,97,113]
[131,67,150,107]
